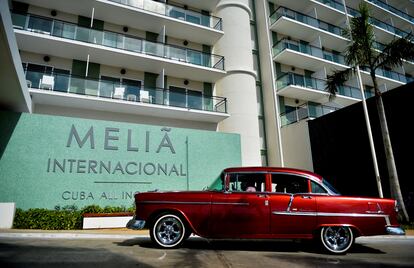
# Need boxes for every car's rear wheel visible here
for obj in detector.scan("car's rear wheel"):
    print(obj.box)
[150,213,186,248]
[320,226,354,254]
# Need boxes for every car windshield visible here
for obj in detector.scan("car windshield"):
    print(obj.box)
[322,178,340,195]
[206,172,225,191]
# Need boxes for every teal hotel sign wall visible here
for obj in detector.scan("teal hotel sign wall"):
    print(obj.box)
[0,111,241,209]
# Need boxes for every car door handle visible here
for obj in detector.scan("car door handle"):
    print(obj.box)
[301,195,312,199]
[257,194,268,198]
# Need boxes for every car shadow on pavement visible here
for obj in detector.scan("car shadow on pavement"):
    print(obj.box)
[115,237,385,254]
[0,242,155,268]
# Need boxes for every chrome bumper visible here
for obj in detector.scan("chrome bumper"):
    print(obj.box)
[126,217,146,230]
[386,226,406,235]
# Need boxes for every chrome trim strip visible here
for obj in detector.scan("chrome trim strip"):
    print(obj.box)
[286,195,294,212]
[140,201,211,205]
[212,202,249,206]
[140,201,249,206]
[272,211,391,224]
[273,211,317,216]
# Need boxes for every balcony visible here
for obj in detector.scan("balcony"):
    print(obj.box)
[366,0,414,24]
[280,102,338,127]
[12,12,225,83]
[272,39,348,73]
[345,6,411,43]
[276,72,367,106]
[108,0,222,30]
[269,6,348,50]
[360,66,413,91]
[24,69,228,123]
[15,0,223,45]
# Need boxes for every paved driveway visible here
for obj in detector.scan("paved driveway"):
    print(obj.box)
[0,234,413,267]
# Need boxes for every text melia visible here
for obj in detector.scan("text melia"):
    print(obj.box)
[46,124,187,177]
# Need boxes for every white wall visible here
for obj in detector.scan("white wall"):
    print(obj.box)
[215,0,261,166]
[281,120,314,171]
[34,104,218,131]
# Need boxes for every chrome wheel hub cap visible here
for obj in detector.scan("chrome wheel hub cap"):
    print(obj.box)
[324,226,351,252]
[156,217,183,245]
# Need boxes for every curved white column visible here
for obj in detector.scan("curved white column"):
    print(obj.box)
[215,0,261,166]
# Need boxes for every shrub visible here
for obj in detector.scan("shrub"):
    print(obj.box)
[13,205,134,230]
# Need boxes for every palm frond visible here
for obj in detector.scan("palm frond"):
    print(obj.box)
[325,68,356,99]
[374,33,414,70]
[345,3,375,67]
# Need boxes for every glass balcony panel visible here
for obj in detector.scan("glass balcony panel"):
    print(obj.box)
[186,11,202,25]
[88,29,104,45]
[13,13,224,70]
[125,0,144,9]
[102,32,122,48]
[271,7,343,36]
[99,77,118,98]
[27,16,52,34]
[53,71,70,92]
[24,69,226,112]
[143,40,164,57]
[143,0,166,15]
[124,36,142,52]
[187,50,202,65]
[297,106,308,120]
[69,76,86,94]
[168,87,187,108]
[165,46,186,61]
[108,0,220,30]
[11,12,27,29]
[53,21,76,39]
[187,90,203,110]
[315,0,345,12]
[75,27,90,43]
[167,6,186,20]
[367,0,414,23]
[85,80,100,96]
[25,70,42,89]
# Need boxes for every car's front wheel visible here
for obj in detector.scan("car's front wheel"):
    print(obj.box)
[150,213,186,248]
[320,226,354,254]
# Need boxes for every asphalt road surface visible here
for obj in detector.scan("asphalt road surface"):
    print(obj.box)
[0,236,413,267]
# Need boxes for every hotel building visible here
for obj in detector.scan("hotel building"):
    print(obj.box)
[0,0,413,208]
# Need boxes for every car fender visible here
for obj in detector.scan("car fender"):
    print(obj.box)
[316,223,362,237]
[149,208,202,236]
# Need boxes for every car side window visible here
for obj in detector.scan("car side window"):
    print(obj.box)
[271,173,309,194]
[228,173,266,192]
[311,181,327,194]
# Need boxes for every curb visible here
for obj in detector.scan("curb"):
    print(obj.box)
[0,232,149,239]
[0,232,412,240]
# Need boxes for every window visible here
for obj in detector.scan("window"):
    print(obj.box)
[168,86,203,110]
[271,173,309,194]
[228,173,266,192]
[311,181,327,194]
[24,63,69,92]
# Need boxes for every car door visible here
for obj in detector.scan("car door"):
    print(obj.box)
[209,172,269,238]
[269,173,317,236]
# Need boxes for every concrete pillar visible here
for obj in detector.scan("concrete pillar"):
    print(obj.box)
[215,0,261,166]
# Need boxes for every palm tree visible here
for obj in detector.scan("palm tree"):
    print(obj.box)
[325,3,414,222]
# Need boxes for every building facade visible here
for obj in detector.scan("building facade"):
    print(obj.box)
[1,0,414,207]
[254,0,414,170]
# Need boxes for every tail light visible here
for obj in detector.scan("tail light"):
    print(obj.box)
[394,200,399,213]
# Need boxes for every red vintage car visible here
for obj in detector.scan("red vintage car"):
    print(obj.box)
[127,167,405,254]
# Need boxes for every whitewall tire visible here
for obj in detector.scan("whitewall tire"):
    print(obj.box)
[320,226,354,254]
[150,214,186,248]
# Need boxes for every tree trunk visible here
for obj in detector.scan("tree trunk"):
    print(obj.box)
[371,73,409,222]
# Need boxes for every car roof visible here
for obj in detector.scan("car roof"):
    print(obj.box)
[223,167,323,183]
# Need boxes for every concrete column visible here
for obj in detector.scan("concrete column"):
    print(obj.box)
[215,0,261,166]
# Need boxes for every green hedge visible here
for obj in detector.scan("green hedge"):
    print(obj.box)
[13,205,134,230]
